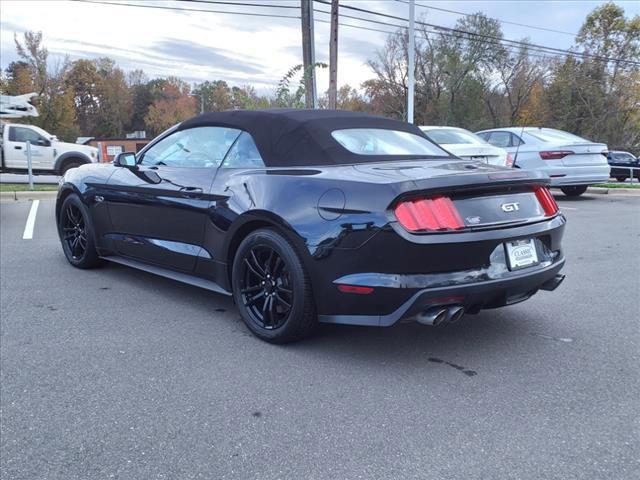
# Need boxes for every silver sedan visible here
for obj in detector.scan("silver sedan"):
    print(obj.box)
[476,127,610,196]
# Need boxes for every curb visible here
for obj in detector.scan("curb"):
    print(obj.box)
[0,190,58,201]
[586,187,640,196]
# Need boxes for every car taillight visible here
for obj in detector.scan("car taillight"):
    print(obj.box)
[534,186,559,216]
[539,150,574,160]
[394,196,464,232]
[506,153,515,167]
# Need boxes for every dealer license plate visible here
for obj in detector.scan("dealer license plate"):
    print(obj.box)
[505,239,539,270]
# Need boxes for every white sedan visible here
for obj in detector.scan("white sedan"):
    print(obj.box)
[476,127,610,197]
[420,126,513,168]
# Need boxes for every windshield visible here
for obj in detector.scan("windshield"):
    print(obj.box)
[423,128,485,146]
[526,129,589,143]
[331,128,449,157]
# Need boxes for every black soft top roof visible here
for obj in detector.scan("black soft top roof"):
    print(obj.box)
[177,109,450,167]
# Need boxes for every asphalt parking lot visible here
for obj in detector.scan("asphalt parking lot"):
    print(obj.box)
[1,194,638,480]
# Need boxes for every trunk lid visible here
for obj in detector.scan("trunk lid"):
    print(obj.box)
[353,160,554,232]
[555,143,608,166]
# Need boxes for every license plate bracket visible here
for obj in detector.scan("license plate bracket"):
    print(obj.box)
[505,239,539,270]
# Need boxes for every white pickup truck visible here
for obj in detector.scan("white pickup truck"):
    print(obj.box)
[0,122,99,175]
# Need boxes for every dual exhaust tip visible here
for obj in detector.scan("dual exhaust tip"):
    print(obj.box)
[416,305,465,326]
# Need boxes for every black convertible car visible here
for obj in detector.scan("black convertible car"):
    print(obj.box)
[57,110,566,342]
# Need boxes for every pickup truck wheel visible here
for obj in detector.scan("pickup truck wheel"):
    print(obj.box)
[60,159,83,175]
[58,194,102,269]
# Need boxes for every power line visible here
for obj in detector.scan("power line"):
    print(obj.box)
[314,0,640,66]
[70,0,300,19]
[313,7,598,63]
[393,0,578,37]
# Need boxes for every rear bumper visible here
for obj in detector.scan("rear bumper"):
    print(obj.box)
[319,257,565,327]
[544,165,610,186]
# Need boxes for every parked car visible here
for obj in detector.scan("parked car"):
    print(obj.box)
[607,150,639,182]
[420,126,513,167]
[475,127,610,196]
[0,122,98,175]
[57,110,565,343]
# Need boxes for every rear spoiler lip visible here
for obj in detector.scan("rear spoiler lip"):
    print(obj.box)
[390,169,550,201]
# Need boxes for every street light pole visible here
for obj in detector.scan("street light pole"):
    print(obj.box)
[328,0,339,110]
[407,0,415,124]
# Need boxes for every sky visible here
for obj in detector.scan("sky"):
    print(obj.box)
[1,0,638,96]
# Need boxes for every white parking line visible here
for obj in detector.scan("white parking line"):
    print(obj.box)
[561,206,578,210]
[22,200,40,240]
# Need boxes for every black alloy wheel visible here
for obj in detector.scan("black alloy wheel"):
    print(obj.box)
[62,204,88,260]
[58,194,102,269]
[240,245,293,330]
[232,228,316,343]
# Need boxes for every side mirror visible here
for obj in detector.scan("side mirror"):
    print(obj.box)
[36,138,51,147]
[114,151,137,167]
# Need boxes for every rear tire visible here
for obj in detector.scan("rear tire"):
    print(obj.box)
[58,194,103,269]
[560,186,588,197]
[232,228,317,343]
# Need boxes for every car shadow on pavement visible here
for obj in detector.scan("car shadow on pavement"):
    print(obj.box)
[553,194,596,203]
[99,261,540,373]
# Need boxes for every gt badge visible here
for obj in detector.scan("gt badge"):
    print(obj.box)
[501,202,520,212]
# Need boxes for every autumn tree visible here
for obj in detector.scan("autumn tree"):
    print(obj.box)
[1,61,35,95]
[94,58,131,137]
[12,31,79,140]
[144,78,196,136]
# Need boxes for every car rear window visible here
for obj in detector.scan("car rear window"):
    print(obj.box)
[423,128,485,146]
[331,128,449,157]
[526,129,589,143]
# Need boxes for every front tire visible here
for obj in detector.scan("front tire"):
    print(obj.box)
[616,177,627,182]
[58,194,102,269]
[232,228,317,343]
[560,186,588,197]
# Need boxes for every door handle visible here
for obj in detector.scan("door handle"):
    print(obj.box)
[14,146,22,150]
[179,186,203,198]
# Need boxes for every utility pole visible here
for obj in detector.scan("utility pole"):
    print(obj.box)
[407,0,415,123]
[301,0,318,109]
[328,0,339,110]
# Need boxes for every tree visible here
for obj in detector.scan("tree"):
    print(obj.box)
[94,58,131,137]
[274,63,327,108]
[66,59,101,134]
[144,78,196,136]
[14,31,48,94]
[490,42,548,126]
[1,61,34,95]
[365,32,408,120]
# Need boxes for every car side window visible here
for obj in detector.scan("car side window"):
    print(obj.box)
[487,131,511,148]
[140,127,241,168]
[9,127,45,144]
[476,132,490,141]
[221,132,265,168]
[511,133,524,146]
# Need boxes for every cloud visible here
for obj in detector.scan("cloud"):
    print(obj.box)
[153,38,265,75]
